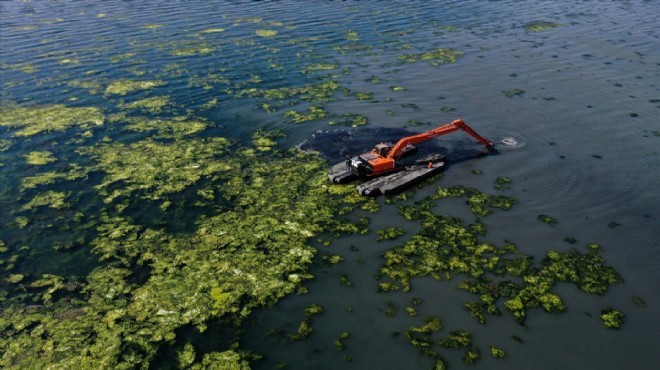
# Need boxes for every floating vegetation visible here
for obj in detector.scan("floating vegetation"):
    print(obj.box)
[323,254,344,265]
[1,125,368,367]
[22,190,70,210]
[0,139,11,152]
[0,104,104,137]
[284,106,329,123]
[524,21,561,32]
[24,151,57,166]
[599,307,625,329]
[439,330,471,349]
[379,185,623,366]
[433,185,516,216]
[494,176,511,190]
[328,114,368,128]
[377,227,406,241]
[301,63,338,74]
[104,79,167,96]
[120,96,171,113]
[171,44,215,56]
[538,214,558,225]
[340,274,353,287]
[391,86,406,91]
[1,62,38,74]
[502,89,525,98]
[81,137,232,204]
[354,91,374,101]
[200,28,225,34]
[123,117,208,139]
[398,48,462,66]
[256,29,278,37]
[333,331,351,350]
[489,346,506,358]
[462,347,480,365]
[632,297,646,308]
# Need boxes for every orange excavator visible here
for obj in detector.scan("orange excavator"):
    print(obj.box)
[328,119,494,196]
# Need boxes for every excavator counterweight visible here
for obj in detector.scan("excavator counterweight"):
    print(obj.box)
[328,119,494,196]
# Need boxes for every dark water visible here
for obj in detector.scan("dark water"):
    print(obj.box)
[1,1,659,369]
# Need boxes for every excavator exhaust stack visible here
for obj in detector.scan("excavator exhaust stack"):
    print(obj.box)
[328,119,494,196]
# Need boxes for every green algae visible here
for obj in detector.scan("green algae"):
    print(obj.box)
[22,191,70,210]
[200,28,226,34]
[1,129,368,368]
[494,176,511,190]
[120,96,171,113]
[525,21,561,32]
[284,106,329,123]
[0,139,11,152]
[489,346,506,358]
[1,62,39,74]
[439,330,471,349]
[255,30,278,37]
[632,297,646,308]
[503,89,525,98]
[323,254,344,265]
[398,48,462,66]
[377,227,406,241]
[301,63,338,74]
[122,117,208,139]
[21,165,88,190]
[171,44,215,57]
[379,187,623,367]
[104,79,167,96]
[538,214,557,225]
[0,104,104,137]
[599,307,625,329]
[24,151,57,166]
[462,346,480,365]
[328,114,368,128]
[333,331,351,350]
[81,137,232,204]
[340,274,353,287]
[433,186,516,216]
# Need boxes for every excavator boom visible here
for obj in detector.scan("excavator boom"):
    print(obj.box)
[387,119,493,160]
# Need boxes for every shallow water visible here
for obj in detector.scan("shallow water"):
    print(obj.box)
[1,1,659,369]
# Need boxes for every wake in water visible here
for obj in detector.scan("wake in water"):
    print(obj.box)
[490,130,527,150]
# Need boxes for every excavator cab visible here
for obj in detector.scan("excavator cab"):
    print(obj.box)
[373,142,393,157]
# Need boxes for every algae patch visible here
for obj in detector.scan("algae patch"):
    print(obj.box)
[525,21,561,32]
[0,105,103,137]
[398,48,462,66]
[104,79,167,96]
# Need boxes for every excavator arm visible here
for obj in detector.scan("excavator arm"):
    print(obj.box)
[387,119,493,160]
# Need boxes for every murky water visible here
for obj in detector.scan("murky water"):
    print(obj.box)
[1,1,659,369]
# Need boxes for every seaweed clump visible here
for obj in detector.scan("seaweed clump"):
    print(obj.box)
[599,307,625,329]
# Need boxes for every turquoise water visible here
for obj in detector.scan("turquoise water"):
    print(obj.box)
[1,1,659,369]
